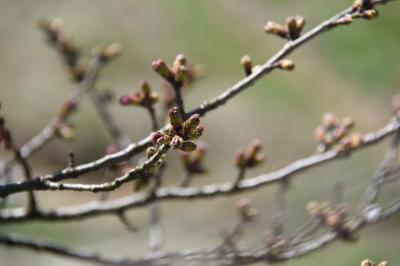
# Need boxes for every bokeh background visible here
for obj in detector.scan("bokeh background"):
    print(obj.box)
[0,0,399,265]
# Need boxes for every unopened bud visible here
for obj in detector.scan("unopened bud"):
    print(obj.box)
[146,147,157,158]
[188,125,204,139]
[240,55,253,76]
[170,135,184,149]
[168,107,183,131]
[350,133,363,148]
[306,201,321,217]
[278,59,295,71]
[56,123,75,139]
[151,132,164,145]
[362,9,379,19]
[181,140,197,152]
[96,43,122,62]
[352,0,363,10]
[237,197,258,221]
[264,21,288,39]
[361,260,374,266]
[285,15,305,40]
[139,80,151,95]
[173,54,187,73]
[184,114,200,132]
[322,112,337,127]
[234,149,246,168]
[341,116,354,129]
[175,65,189,83]
[314,126,325,142]
[152,59,175,83]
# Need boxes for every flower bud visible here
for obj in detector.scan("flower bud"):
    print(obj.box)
[183,114,200,132]
[180,140,197,152]
[361,260,374,266]
[285,15,305,40]
[237,197,258,221]
[146,147,157,158]
[173,54,187,73]
[314,126,325,142]
[168,107,183,131]
[234,149,246,167]
[378,261,388,266]
[321,112,337,127]
[247,139,262,158]
[352,0,363,10]
[101,43,122,62]
[175,65,189,83]
[264,21,288,39]
[152,59,175,83]
[278,59,295,71]
[139,80,151,95]
[362,9,379,19]
[341,116,354,129]
[350,133,363,148]
[188,125,204,139]
[240,55,253,76]
[151,132,164,145]
[56,123,75,140]
[170,135,184,149]
[306,201,321,217]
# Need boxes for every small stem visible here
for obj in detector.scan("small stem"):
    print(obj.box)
[172,82,185,117]
[147,106,159,132]
[232,167,246,189]
[14,150,38,214]
[180,173,193,187]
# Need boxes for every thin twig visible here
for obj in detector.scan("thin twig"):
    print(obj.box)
[1,117,399,223]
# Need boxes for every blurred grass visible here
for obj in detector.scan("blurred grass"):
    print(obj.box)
[0,0,399,265]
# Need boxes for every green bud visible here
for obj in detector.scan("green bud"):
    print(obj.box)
[168,107,183,132]
[181,141,197,152]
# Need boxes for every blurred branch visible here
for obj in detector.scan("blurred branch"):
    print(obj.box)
[1,117,399,222]
[19,56,102,158]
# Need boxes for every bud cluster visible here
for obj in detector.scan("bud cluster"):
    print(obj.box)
[314,112,363,152]
[180,142,207,175]
[264,15,305,40]
[151,107,204,152]
[119,81,159,109]
[234,139,265,169]
[237,197,258,222]
[306,201,357,240]
[152,54,194,87]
